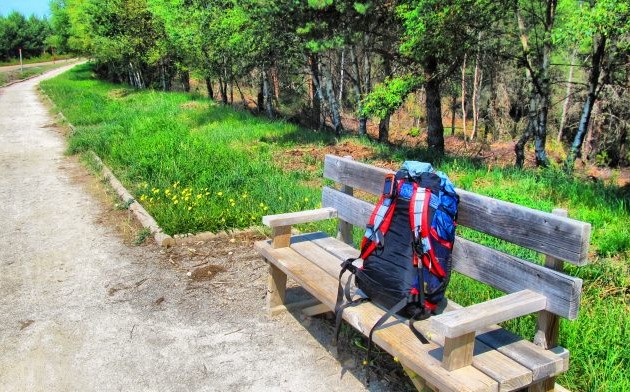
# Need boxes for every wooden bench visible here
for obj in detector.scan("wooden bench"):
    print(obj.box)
[254,155,591,392]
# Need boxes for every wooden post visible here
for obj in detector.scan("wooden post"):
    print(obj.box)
[337,156,354,245]
[266,225,290,316]
[442,332,476,371]
[531,208,567,392]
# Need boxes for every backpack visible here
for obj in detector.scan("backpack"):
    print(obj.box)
[334,161,459,363]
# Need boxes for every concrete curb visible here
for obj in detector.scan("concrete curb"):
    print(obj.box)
[88,151,176,247]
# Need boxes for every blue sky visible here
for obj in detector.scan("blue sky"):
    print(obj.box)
[0,0,50,17]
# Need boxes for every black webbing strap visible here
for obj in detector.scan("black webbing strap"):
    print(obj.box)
[366,296,408,368]
[333,258,364,346]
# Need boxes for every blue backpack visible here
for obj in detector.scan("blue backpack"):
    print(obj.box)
[334,161,459,363]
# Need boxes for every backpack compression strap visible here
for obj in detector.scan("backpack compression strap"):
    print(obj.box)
[410,186,446,279]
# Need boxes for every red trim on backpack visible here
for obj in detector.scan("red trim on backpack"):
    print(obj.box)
[430,227,453,250]
[424,300,437,311]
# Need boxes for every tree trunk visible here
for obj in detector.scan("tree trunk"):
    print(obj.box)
[320,58,342,135]
[218,77,228,105]
[257,73,264,112]
[461,54,467,138]
[379,56,392,143]
[180,70,190,92]
[205,77,214,100]
[262,66,273,118]
[350,46,367,136]
[566,35,606,169]
[515,93,538,168]
[309,54,323,129]
[557,50,576,142]
[451,90,457,136]
[338,49,345,104]
[471,53,482,140]
[425,55,445,156]
[533,0,556,167]
[486,69,498,140]
[272,66,280,99]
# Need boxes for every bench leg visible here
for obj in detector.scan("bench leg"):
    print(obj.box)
[266,262,287,317]
[528,378,556,392]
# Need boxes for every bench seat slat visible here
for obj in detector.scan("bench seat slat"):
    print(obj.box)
[323,155,590,265]
[255,240,499,392]
[322,187,583,319]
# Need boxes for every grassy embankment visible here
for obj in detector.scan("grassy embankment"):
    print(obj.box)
[41,63,629,391]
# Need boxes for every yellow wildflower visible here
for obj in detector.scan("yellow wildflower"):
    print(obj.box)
[197,194,202,199]
[217,192,223,196]
[152,188,160,194]
[304,197,309,202]
[188,206,192,211]
[165,189,171,195]
[173,200,179,205]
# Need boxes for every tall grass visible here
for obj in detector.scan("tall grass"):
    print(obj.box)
[41,63,629,391]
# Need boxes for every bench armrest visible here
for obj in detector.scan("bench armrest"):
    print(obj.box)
[430,290,547,338]
[262,207,338,227]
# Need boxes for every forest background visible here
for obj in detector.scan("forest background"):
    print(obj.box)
[3,0,627,170]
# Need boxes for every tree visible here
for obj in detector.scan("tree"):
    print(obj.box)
[564,0,630,169]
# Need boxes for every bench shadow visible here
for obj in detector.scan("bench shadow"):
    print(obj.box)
[281,286,415,391]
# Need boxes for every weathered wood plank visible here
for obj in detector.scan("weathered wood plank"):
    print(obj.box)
[453,238,582,320]
[476,326,567,382]
[321,188,583,319]
[430,290,547,338]
[323,155,591,265]
[263,207,337,227]
[442,332,476,371]
[456,190,590,266]
[288,238,533,391]
[255,240,498,392]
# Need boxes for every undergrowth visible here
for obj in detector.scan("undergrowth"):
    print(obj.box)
[41,63,629,392]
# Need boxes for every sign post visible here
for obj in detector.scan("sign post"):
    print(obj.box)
[19,48,23,73]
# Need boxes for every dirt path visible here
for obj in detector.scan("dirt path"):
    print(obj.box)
[0,66,370,391]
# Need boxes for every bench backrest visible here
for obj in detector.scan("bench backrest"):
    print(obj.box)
[321,155,591,320]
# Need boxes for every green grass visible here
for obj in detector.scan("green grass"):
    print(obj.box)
[41,63,629,391]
